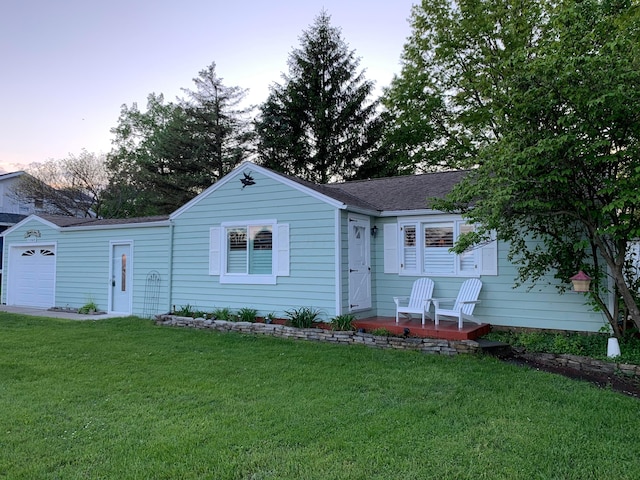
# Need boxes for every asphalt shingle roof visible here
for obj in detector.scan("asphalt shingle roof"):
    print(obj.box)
[325,170,468,211]
[282,169,468,212]
[40,215,169,228]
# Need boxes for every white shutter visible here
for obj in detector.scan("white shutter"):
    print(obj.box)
[276,223,290,276]
[479,232,498,276]
[400,224,419,274]
[383,223,399,274]
[209,227,221,275]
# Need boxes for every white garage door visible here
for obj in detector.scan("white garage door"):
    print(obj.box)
[8,245,56,308]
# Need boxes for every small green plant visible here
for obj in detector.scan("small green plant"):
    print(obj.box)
[237,307,258,323]
[212,307,232,321]
[175,304,195,317]
[330,314,356,331]
[264,312,277,324]
[78,300,99,314]
[370,328,392,337]
[285,307,321,329]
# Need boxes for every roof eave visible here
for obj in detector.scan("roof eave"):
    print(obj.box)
[62,220,171,232]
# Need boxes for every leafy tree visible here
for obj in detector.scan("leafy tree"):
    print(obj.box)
[388,0,640,334]
[255,10,383,183]
[105,63,254,217]
[11,150,108,217]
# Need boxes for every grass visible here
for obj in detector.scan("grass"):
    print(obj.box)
[1,314,640,479]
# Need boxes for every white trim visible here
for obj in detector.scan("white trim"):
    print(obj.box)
[6,241,57,307]
[108,240,134,315]
[347,213,372,312]
[379,209,443,217]
[63,220,170,232]
[1,215,61,237]
[383,223,399,274]
[334,209,342,316]
[217,219,284,285]
[171,162,347,220]
[397,215,495,278]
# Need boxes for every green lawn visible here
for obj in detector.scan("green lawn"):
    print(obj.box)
[1,314,639,479]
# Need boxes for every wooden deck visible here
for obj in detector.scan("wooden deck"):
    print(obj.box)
[352,316,491,341]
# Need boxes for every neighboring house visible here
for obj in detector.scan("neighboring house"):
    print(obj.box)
[0,171,43,288]
[0,162,609,332]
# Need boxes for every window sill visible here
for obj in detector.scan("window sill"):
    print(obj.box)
[220,274,277,285]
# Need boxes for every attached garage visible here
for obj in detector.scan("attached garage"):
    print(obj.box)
[7,244,56,308]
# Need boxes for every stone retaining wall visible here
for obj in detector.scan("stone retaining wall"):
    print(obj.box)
[517,352,640,379]
[155,315,480,355]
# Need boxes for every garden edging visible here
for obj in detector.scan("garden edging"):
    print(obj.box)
[515,351,640,379]
[154,315,479,355]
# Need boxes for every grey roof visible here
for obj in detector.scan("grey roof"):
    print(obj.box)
[326,170,468,211]
[0,213,27,225]
[40,215,169,228]
[282,169,468,212]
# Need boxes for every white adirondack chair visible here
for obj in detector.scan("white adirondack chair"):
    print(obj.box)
[393,278,435,325]
[433,278,482,329]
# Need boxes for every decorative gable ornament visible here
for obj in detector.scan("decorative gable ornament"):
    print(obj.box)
[24,229,41,239]
[240,172,255,188]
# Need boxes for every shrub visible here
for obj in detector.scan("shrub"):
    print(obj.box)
[285,307,321,329]
[175,304,195,317]
[370,328,392,337]
[78,300,99,314]
[237,307,258,323]
[330,314,355,331]
[212,307,232,321]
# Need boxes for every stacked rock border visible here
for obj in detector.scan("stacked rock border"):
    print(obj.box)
[155,315,479,355]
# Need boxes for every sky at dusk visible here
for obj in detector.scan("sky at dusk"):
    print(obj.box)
[0,0,416,173]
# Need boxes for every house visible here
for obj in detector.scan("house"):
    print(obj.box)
[0,162,608,332]
[0,171,96,290]
[0,171,46,288]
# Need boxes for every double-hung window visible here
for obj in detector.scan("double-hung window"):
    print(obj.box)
[210,220,289,284]
[395,218,494,277]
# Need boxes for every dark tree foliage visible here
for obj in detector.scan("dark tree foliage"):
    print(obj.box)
[104,64,253,217]
[387,0,640,334]
[255,10,384,183]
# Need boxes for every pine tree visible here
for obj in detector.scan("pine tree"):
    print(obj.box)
[104,64,254,217]
[255,10,382,183]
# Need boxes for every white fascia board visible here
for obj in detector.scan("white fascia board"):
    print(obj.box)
[379,209,443,217]
[170,161,346,220]
[62,220,171,232]
[0,214,61,237]
[345,206,380,217]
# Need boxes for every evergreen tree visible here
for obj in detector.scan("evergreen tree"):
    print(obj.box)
[255,10,382,183]
[104,64,254,217]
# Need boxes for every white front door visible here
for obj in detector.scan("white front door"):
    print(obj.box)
[348,216,372,311]
[110,243,132,314]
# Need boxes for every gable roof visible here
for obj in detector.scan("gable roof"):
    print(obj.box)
[274,167,468,213]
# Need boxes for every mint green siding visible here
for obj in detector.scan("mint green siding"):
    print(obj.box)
[372,218,607,332]
[170,169,340,320]
[2,218,171,317]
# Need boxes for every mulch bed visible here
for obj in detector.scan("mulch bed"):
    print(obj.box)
[506,354,640,399]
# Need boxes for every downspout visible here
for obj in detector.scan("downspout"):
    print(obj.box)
[167,219,175,313]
